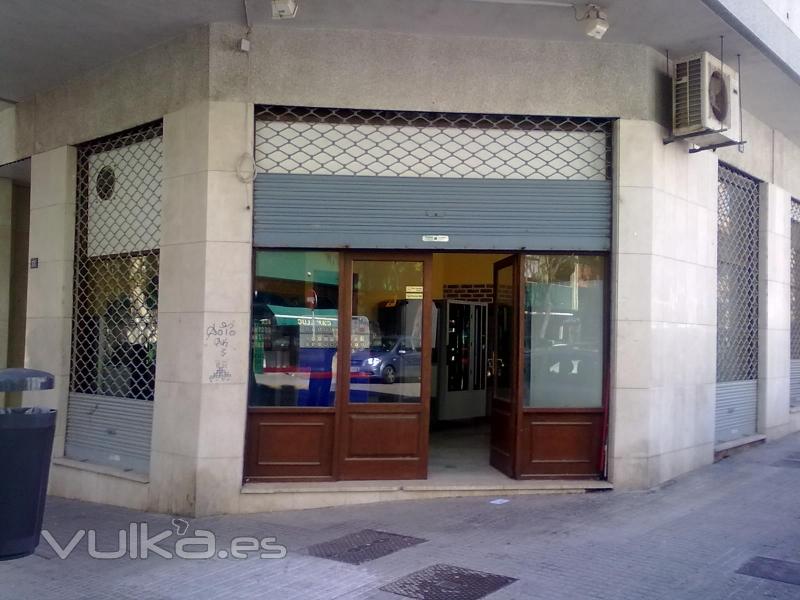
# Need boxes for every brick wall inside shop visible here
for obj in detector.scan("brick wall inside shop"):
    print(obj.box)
[442,283,494,303]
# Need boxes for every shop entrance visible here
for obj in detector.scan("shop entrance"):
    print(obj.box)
[244,250,608,482]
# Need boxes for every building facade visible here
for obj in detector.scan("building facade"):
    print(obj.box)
[2,1,800,516]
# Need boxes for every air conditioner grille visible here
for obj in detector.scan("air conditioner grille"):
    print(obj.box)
[675,58,703,130]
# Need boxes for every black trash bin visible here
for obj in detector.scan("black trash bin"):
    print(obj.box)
[0,407,57,561]
[0,368,56,561]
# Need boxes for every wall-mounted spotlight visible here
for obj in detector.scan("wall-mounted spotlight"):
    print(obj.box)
[580,4,609,39]
[467,2,609,40]
[272,0,298,19]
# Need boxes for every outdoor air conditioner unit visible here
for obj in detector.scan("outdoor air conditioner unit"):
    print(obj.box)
[672,51,741,146]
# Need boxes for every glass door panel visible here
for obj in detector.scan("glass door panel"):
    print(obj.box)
[493,263,515,401]
[523,255,605,408]
[349,260,424,404]
[517,253,607,479]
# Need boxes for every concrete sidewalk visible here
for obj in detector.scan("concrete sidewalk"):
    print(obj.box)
[3,434,800,600]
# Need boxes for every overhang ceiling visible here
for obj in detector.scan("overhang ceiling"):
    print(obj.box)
[0,158,31,185]
[1,0,799,143]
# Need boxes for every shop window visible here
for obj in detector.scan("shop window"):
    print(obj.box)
[249,251,340,407]
[522,255,606,408]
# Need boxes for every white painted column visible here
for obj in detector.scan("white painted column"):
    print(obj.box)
[0,178,11,407]
[150,101,252,516]
[757,183,791,439]
[23,147,77,457]
[610,120,718,489]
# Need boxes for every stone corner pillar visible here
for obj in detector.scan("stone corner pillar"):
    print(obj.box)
[149,100,252,516]
[609,120,717,489]
[23,146,77,457]
[758,183,791,440]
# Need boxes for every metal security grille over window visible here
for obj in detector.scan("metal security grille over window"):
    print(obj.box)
[791,199,800,406]
[252,106,613,251]
[66,121,163,474]
[254,106,611,180]
[715,163,759,443]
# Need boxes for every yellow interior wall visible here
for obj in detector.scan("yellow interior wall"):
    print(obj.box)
[431,253,509,299]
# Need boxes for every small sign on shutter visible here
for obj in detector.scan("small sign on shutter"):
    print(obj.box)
[422,235,449,243]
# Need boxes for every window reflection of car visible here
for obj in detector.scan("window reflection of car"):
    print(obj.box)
[351,336,421,384]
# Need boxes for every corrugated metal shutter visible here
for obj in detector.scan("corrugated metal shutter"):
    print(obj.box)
[715,380,758,443]
[791,360,800,406]
[65,394,153,473]
[253,174,611,251]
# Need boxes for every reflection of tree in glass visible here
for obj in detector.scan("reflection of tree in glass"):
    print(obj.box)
[527,255,576,341]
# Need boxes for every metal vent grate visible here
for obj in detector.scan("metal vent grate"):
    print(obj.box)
[305,529,426,565]
[380,563,517,600]
[674,58,703,130]
[255,105,612,181]
[716,164,759,383]
[69,122,163,402]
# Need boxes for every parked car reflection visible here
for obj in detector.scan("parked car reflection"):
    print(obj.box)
[351,336,421,384]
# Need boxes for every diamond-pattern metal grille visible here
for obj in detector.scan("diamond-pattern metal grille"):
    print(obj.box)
[791,200,800,361]
[717,164,759,383]
[255,106,611,180]
[70,122,163,402]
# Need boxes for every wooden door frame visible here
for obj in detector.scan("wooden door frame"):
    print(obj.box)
[334,251,433,480]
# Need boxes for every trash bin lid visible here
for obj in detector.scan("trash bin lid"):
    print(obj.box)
[0,369,55,392]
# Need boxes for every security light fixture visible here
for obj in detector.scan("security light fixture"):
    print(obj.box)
[581,4,609,39]
[272,0,298,19]
[467,1,609,39]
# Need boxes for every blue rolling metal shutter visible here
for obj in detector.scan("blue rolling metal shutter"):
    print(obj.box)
[253,174,611,251]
